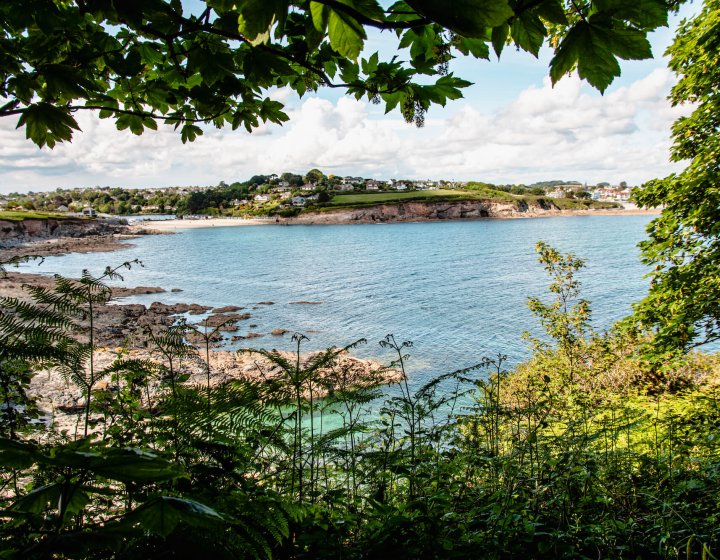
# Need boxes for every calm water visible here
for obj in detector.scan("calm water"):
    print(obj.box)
[22,215,655,386]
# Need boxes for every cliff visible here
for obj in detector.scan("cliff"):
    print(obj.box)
[282,198,571,225]
[0,217,128,247]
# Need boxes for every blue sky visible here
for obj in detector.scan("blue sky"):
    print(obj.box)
[0,3,699,194]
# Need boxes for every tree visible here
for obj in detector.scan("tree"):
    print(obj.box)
[304,168,326,185]
[1,1,675,148]
[633,0,720,353]
[280,172,304,187]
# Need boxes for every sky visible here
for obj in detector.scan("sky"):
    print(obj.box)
[0,3,699,194]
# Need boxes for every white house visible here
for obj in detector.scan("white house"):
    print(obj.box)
[291,196,306,206]
[254,194,271,202]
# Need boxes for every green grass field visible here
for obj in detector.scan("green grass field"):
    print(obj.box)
[329,188,514,206]
[0,210,77,221]
[327,188,617,210]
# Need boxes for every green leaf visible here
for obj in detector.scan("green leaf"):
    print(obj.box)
[511,11,546,56]
[90,448,186,483]
[0,437,37,469]
[137,43,164,65]
[550,20,624,92]
[181,124,203,143]
[309,1,329,31]
[607,27,653,60]
[42,64,89,100]
[45,446,186,483]
[123,497,224,538]
[406,0,513,37]
[16,102,81,148]
[351,0,385,21]
[491,23,509,57]
[237,0,288,44]
[536,0,568,25]
[594,0,668,29]
[328,7,366,60]
[453,36,491,60]
[11,484,61,514]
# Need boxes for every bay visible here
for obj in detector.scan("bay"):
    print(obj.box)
[23,214,654,388]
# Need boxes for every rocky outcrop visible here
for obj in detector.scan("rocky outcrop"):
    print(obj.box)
[0,217,129,247]
[282,199,573,225]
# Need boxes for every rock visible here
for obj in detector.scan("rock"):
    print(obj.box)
[239,332,264,340]
[196,313,249,328]
[271,328,288,336]
[257,301,274,305]
[187,303,212,314]
[171,288,183,293]
[212,305,243,313]
[136,286,164,294]
[289,301,322,305]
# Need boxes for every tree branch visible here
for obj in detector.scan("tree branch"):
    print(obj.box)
[313,0,430,29]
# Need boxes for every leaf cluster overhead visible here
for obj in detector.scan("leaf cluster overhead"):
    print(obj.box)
[0,0,676,147]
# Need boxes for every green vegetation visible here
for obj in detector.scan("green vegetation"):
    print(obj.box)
[634,0,720,355]
[0,1,672,147]
[330,189,480,205]
[0,210,77,221]
[1,1,717,557]
[2,244,720,559]
[328,188,617,212]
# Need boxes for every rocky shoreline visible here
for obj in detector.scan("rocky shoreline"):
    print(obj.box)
[2,256,399,435]
[273,199,657,226]
[0,217,166,261]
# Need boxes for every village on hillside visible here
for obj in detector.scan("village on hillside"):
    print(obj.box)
[0,172,637,217]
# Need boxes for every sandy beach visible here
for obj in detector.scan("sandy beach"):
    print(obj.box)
[130,217,275,231]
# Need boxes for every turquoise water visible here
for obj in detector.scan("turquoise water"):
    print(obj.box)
[23,215,654,386]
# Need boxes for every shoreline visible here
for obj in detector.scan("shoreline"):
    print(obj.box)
[133,206,661,232]
[1,269,399,434]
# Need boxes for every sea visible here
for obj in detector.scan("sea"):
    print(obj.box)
[20,214,655,388]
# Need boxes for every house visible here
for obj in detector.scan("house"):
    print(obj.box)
[56,205,69,212]
[393,182,408,191]
[336,183,354,191]
[82,208,97,217]
[291,196,306,206]
[254,194,271,202]
[366,181,380,191]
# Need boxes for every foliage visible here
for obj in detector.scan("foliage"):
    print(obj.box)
[3,245,720,559]
[0,211,79,221]
[1,0,675,148]
[633,0,720,356]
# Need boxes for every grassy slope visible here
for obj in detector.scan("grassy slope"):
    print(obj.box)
[0,210,78,221]
[325,189,618,212]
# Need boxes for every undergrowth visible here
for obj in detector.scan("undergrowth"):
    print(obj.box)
[1,245,718,559]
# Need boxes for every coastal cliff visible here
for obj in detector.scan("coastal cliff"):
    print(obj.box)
[282,198,573,224]
[0,217,128,247]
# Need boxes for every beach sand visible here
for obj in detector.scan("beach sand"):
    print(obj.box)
[130,217,275,231]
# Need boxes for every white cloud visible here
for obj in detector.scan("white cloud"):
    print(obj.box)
[0,67,692,193]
